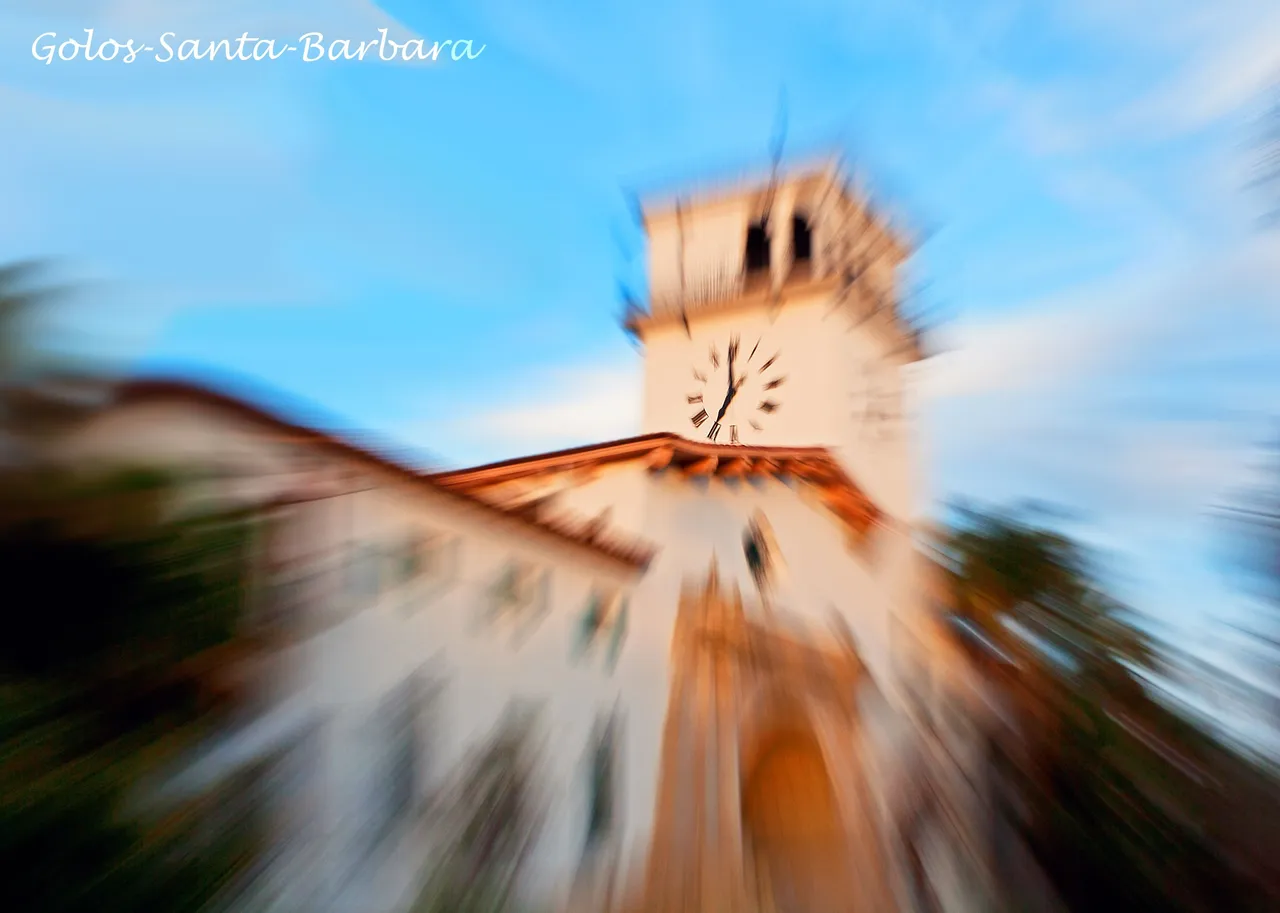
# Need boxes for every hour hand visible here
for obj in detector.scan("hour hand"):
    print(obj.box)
[714,387,734,422]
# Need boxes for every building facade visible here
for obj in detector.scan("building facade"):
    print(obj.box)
[46,381,653,913]
[433,162,933,911]
[42,161,948,913]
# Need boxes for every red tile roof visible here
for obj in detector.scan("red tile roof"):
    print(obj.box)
[431,433,884,537]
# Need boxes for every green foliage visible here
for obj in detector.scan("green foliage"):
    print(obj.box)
[942,504,1277,913]
[0,464,260,913]
[941,505,1154,681]
[0,259,75,387]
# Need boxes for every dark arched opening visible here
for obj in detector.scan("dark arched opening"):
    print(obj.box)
[792,213,813,265]
[745,222,771,274]
[743,514,778,604]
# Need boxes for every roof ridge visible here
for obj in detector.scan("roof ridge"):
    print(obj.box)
[433,435,840,481]
[431,433,885,541]
[108,376,656,570]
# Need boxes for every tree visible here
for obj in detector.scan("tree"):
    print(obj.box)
[938,504,1155,679]
[1218,439,1280,713]
[0,259,73,389]
[0,463,263,913]
[2,255,273,910]
[936,504,1273,913]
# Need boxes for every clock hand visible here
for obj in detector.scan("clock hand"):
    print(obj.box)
[714,382,735,423]
[713,346,740,424]
[714,376,751,427]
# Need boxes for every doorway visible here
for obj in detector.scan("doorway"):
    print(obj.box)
[741,727,852,913]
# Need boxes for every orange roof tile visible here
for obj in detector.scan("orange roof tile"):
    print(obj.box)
[431,433,884,537]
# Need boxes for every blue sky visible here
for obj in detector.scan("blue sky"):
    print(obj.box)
[3,0,1279,692]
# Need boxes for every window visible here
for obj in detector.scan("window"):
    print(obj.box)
[346,543,382,602]
[400,535,424,581]
[435,701,543,881]
[412,676,444,810]
[745,222,770,273]
[486,560,542,625]
[585,712,619,853]
[404,533,460,587]
[743,514,777,591]
[744,524,766,584]
[385,696,416,822]
[605,599,628,671]
[511,570,553,645]
[362,677,419,855]
[574,590,628,670]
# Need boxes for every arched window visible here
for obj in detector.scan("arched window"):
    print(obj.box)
[745,222,770,274]
[792,213,813,264]
[743,513,779,594]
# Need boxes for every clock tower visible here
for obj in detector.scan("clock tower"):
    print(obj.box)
[625,159,925,521]
[438,159,935,913]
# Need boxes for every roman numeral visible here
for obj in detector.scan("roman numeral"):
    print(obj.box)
[730,425,740,444]
[693,368,707,383]
[759,353,779,373]
[758,400,779,414]
[709,346,720,369]
[750,420,762,431]
[687,393,703,404]
[764,376,785,390]
[691,409,709,428]
[749,338,760,361]
[708,422,721,442]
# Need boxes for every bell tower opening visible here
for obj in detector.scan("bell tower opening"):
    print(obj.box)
[630,160,921,466]
[745,221,771,275]
[791,213,813,265]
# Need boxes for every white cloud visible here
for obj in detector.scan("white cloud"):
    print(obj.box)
[917,265,1166,401]
[920,224,1280,405]
[0,0,440,359]
[917,223,1280,529]
[1061,0,1280,138]
[441,361,643,459]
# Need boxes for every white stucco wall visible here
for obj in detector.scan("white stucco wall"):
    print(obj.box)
[501,461,920,885]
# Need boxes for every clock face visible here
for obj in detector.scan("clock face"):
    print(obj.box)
[687,334,785,444]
